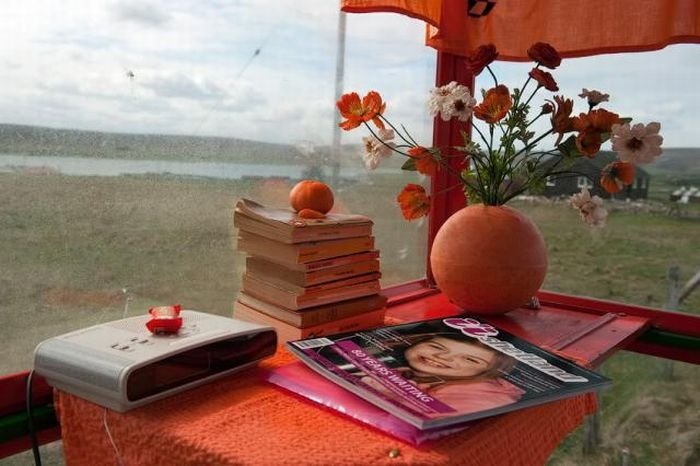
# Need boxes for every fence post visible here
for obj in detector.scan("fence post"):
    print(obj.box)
[582,411,600,455]
[663,265,681,379]
[621,447,631,466]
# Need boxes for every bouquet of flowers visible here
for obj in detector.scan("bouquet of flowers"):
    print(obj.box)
[336,42,663,227]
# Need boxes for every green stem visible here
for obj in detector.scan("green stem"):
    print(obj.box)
[525,111,546,129]
[486,65,499,86]
[378,115,415,147]
[512,128,554,159]
[470,122,491,152]
[363,122,410,158]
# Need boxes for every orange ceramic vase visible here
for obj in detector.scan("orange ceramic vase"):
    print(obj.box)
[430,204,548,314]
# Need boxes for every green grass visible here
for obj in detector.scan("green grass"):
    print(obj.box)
[0,171,697,465]
[512,199,700,312]
[0,171,425,374]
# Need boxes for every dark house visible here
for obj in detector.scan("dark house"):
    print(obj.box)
[538,151,650,200]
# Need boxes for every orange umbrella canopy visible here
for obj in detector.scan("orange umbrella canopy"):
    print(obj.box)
[342,0,700,60]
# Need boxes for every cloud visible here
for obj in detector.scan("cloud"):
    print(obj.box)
[111,1,172,27]
[143,73,227,100]
[1,1,698,148]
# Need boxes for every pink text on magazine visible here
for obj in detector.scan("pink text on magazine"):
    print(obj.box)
[443,318,589,383]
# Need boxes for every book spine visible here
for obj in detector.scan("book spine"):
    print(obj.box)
[242,274,381,310]
[247,271,381,295]
[237,233,375,265]
[297,237,375,263]
[237,292,387,328]
[292,224,373,243]
[234,301,385,344]
[299,309,385,339]
[304,260,381,286]
[247,256,380,287]
[300,250,380,272]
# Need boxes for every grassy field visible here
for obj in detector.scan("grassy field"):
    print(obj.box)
[0,170,697,465]
[0,171,426,373]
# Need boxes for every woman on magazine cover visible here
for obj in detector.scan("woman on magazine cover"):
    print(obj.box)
[335,332,525,414]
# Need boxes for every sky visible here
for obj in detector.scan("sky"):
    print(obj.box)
[1,0,699,150]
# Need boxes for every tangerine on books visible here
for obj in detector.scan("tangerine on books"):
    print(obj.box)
[290,180,334,214]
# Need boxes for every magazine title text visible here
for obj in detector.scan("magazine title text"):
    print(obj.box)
[443,318,588,383]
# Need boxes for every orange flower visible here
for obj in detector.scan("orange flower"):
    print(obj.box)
[529,68,558,92]
[571,109,621,157]
[473,85,512,124]
[408,146,439,176]
[527,42,561,69]
[548,96,574,144]
[600,161,635,193]
[572,109,621,134]
[575,130,602,157]
[466,44,498,76]
[396,184,430,220]
[336,91,386,131]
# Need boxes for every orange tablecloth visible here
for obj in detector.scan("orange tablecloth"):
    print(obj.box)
[56,348,597,466]
[56,295,648,465]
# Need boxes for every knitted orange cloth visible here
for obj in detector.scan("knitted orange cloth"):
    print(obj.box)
[56,348,597,466]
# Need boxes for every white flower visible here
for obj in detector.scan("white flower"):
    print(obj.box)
[362,129,395,170]
[578,88,609,106]
[611,122,663,165]
[428,81,476,122]
[570,187,608,228]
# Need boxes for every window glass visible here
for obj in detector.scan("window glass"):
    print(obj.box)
[477,45,700,314]
[476,46,699,465]
[0,1,434,374]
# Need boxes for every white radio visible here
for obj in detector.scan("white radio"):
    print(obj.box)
[33,310,277,412]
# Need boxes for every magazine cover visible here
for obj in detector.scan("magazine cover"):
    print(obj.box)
[286,315,611,429]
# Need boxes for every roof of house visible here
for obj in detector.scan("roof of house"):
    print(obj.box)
[537,151,650,178]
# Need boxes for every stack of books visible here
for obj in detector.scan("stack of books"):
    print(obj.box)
[233,199,387,343]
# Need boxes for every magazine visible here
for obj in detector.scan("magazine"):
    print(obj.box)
[266,362,472,445]
[286,315,610,430]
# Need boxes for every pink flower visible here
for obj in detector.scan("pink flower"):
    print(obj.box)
[570,187,608,228]
[362,128,395,169]
[428,81,476,122]
[579,88,610,107]
[611,122,663,164]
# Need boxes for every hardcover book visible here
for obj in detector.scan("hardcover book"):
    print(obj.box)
[234,300,386,343]
[246,256,381,287]
[234,198,373,244]
[237,292,387,328]
[286,315,610,430]
[237,231,375,265]
[241,272,381,310]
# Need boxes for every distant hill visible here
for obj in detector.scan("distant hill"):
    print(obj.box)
[1,123,697,177]
[648,147,700,176]
[0,123,310,164]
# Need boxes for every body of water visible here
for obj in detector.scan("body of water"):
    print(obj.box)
[0,154,383,180]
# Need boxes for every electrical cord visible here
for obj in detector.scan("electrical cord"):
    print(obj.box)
[25,369,42,466]
[103,408,124,466]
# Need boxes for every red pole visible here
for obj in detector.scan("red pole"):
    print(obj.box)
[427,51,475,284]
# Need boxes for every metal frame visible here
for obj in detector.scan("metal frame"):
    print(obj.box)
[1,48,699,460]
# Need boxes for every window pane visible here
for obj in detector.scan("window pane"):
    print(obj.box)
[0,2,433,374]
[475,46,699,465]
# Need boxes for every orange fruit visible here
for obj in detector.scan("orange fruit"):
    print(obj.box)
[298,208,326,219]
[289,180,334,214]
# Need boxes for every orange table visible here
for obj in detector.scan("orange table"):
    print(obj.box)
[55,294,648,466]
